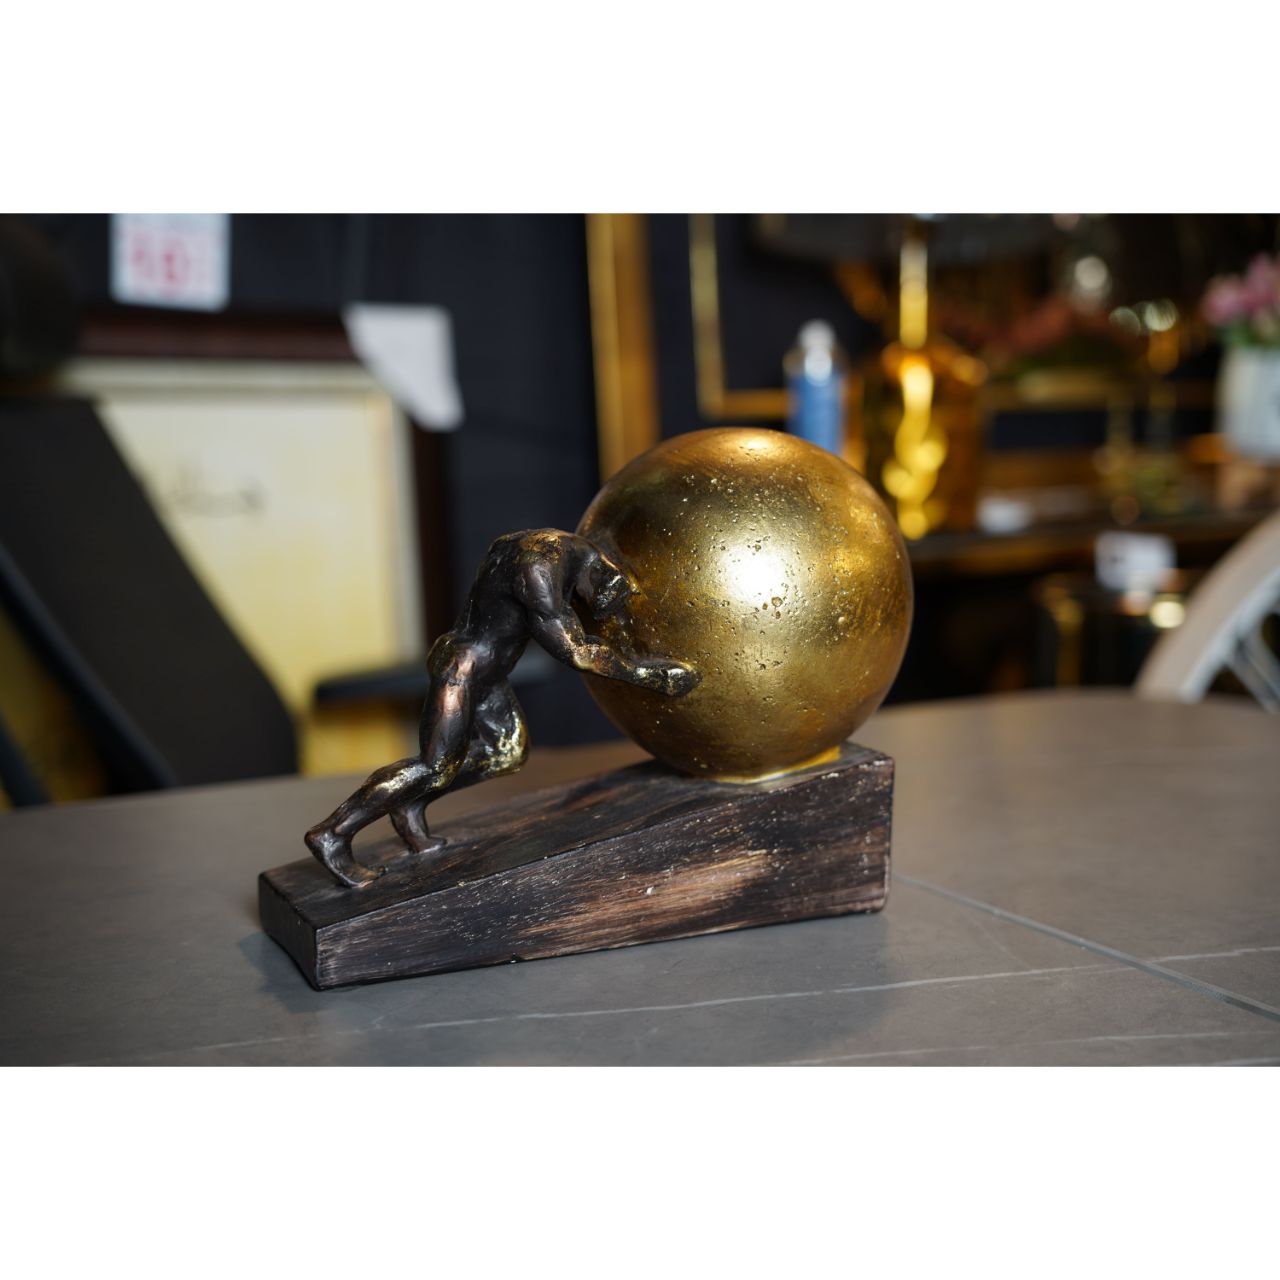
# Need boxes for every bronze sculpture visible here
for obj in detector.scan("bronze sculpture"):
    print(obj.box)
[305,529,699,887]
[271,428,910,987]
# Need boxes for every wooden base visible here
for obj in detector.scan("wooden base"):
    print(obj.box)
[259,743,893,990]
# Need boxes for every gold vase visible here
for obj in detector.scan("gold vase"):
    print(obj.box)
[858,233,986,538]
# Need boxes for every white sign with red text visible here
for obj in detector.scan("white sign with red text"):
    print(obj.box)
[111,214,230,311]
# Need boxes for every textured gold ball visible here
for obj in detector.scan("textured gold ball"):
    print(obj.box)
[578,428,913,781]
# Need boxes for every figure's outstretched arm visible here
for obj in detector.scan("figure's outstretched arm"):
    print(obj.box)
[529,608,698,696]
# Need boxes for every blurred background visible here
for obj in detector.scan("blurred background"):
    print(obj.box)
[2,211,1278,808]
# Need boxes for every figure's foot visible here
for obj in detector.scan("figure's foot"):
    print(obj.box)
[406,834,448,857]
[390,809,447,857]
[305,826,385,889]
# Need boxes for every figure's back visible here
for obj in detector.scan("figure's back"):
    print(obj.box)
[467,530,582,624]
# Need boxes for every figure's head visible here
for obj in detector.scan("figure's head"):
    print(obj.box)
[578,550,634,619]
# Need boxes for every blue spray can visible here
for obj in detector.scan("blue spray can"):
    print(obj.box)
[785,320,847,456]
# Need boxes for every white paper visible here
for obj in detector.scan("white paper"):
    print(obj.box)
[1095,531,1175,592]
[342,304,464,431]
[111,214,230,311]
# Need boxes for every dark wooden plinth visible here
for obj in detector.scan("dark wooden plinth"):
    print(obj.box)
[259,743,894,989]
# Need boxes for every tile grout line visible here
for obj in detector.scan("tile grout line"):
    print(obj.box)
[63,963,1121,1065]
[895,873,1280,1024]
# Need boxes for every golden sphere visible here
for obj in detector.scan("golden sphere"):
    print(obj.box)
[578,427,913,780]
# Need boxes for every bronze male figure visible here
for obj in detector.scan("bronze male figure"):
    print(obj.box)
[306,529,698,887]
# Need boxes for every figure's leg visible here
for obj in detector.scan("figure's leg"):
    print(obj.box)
[390,798,445,856]
[383,650,483,857]
[305,756,436,887]
[456,682,529,787]
[308,659,473,885]
[386,683,527,854]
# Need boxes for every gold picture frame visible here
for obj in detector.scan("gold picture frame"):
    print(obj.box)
[585,214,662,481]
[587,212,793,481]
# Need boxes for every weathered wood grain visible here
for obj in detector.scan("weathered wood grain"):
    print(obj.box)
[259,743,894,989]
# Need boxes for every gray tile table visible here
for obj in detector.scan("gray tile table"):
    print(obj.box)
[2,691,1276,1065]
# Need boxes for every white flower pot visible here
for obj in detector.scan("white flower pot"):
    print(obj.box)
[1219,347,1280,461]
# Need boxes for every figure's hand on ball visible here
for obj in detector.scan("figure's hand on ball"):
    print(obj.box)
[651,660,700,698]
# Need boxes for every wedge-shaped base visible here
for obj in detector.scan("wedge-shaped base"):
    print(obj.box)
[259,743,893,989]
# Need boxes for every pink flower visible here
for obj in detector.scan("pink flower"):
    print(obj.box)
[1202,252,1280,334]
[1241,254,1280,314]
[1203,276,1250,326]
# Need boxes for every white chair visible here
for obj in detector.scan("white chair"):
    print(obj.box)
[1136,507,1280,710]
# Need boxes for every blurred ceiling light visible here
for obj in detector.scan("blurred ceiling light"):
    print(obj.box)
[1110,306,1142,335]
[1149,598,1186,629]
[1139,299,1179,333]
[1053,213,1082,231]
[1072,254,1111,304]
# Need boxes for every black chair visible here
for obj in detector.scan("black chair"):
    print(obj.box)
[0,397,297,797]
